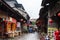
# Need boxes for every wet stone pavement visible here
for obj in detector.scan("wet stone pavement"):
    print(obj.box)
[0,32,40,40]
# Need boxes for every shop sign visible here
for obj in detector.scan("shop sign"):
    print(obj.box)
[12,18,17,23]
[17,22,21,27]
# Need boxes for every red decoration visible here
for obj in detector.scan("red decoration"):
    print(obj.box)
[55,31,59,35]
[58,13,60,17]
[49,19,53,23]
[12,18,17,23]
[54,30,60,40]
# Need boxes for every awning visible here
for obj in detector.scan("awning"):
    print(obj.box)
[0,0,27,21]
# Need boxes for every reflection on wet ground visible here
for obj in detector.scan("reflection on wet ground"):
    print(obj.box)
[0,32,40,40]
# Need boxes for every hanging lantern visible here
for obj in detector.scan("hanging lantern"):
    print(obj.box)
[49,19,53,23]
[58,13,60,17]
[20,19,23,21]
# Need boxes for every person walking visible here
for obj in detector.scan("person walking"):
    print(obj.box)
[40,33,45,40]
[45,34,50,40]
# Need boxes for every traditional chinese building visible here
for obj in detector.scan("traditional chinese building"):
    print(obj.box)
[0,0,30,38]
[37,0,60,38]
[4,0,30,34]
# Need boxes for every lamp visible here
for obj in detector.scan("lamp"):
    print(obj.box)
[58,13,60,17]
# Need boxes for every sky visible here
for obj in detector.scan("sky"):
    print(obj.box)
[17,0,42,19]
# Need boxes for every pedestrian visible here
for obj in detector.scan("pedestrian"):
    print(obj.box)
[40,33,45,40]
[45,34,50,40]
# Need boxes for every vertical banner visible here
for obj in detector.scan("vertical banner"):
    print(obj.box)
[17,22,21,28]
[12,18,17,23]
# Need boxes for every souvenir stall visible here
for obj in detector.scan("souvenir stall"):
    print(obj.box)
[0,17,17,38]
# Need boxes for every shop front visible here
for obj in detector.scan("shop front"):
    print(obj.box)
[0,17,17,38]
[0,9,17,38]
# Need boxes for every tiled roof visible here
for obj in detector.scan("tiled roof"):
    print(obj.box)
[41,0,59,6]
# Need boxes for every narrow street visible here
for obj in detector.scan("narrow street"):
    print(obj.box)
[18,32,40,40]
[0,32,40,40]
[1,0,60,40]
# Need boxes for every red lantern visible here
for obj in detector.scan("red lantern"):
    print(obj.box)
[58,13,60,17]
[49,19,53,23]
[55,30,59,35]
